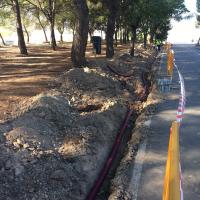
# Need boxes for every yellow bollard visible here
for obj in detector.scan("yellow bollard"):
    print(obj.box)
[163,121,181,200]
[167,50,174,76]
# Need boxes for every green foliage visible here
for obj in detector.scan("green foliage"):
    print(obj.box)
[88,1,107,33]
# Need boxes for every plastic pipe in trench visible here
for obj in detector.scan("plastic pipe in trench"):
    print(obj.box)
[87,67,149,199]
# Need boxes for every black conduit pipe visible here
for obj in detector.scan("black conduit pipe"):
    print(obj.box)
[87,108,134,200]
[87,65,150,199]
[106,65,134,77]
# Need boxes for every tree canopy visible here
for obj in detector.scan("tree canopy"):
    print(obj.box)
[0,0,188,65]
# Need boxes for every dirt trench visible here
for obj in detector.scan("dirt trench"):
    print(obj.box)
[107,56,162,200]
[93,53,159,200]
[0,47,157,200]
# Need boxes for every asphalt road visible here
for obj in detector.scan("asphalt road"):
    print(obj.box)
[136,44,200,200]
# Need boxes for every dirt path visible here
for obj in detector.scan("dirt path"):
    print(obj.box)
[0,44,69,121]
[0,43,130,121]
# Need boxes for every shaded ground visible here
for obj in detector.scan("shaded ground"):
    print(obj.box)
[0,42,131,121]
[0,44,70,121]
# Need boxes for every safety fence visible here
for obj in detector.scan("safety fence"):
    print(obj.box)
[162,45,186,200]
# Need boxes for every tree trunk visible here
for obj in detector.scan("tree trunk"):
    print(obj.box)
[106,5,117,58]
[50,21,56,50]
[88,30,93,43]
[122,29,125,44]
[114,30,118,47]
[48,0,57,50]
[13,0,28,55]
[126,29,130,42]
[130,26,137,57]
[72,23,76,40]
[120,28,123,44]
[150,33,154,44]
[60,33,63,43]
[23,25,29,43]
[37,16,48,43]
[123,28,127,44]
[43,27,49,43]
[71,0,89,67]
[101,29,103,39]
[143,32,147,49]
[0,33,6,45]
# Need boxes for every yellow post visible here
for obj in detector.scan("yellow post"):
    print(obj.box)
[167,50,174,76]
[163,121,181,200]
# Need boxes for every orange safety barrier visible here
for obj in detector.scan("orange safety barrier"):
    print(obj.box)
[163,121,182,200]
[167,50,174,76]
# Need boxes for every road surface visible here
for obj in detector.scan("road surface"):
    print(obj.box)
[136,44,200,200]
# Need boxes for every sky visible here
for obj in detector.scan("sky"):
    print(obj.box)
[168,0,200,44]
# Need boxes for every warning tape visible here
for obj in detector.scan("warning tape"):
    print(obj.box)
[175,63,185,200]
[174,63,186,122]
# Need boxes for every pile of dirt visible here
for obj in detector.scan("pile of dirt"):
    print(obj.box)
[59,67,135,109]
[0,90,127,199]
[105,50,156,98]
[0,48,157,200]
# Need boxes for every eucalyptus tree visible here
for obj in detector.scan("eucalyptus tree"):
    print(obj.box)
[0,8,12,45]
[126,0,143,56]
[117,0,187,55]
[89,0,119,58]
[64,10,76,38]
[55,13,67,43]
[13,0,28,54]
[23,3,49,43]
[0,0,28,54]
[25,0,65,50]
[88,1,106,41]
[139,0,150,48]
[33,9,49,43]
[150,0,187,43]
[56,20,65,43]
[20,7,34,43]
[103,0,119,58]
[55,0,76,43]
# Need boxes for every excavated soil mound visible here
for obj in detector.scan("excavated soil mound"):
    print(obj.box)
[106,50,156,98]
[59,67,135,109]
[0,91,127,200]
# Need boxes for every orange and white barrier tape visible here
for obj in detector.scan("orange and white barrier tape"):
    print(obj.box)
[175,63,186,122]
